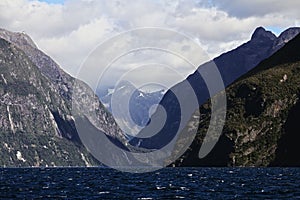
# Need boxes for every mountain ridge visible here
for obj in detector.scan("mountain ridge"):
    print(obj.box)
[173,33,300,167]
[132,27,300,150]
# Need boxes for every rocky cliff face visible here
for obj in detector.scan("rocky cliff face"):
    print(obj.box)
[0,29,124,167]
[174,33,300,167]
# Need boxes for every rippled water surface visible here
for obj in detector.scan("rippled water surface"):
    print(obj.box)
[0,167,299,199]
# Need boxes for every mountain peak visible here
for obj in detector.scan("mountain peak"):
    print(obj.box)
[271,27,300,52]
[251,27,277,41]
[277,27,300,43]
[0,28,37,49]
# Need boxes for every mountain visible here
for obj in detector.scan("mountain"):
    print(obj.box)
[0,29,70,100]
[173,32,300,167]
[129,89,165,127]
[215,26,300,86]
[131,27,300,150]
[0,29,125,167]
[99,80,164,135]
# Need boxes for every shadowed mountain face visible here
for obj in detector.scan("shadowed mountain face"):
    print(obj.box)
[0,29,125,167]
[175,33,300,167]
[216,27,300,86]
[132,27,300,150]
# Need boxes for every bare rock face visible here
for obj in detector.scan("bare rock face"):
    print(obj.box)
[0,29,125,167]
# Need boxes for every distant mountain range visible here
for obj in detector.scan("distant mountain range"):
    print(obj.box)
[99,80,164,136]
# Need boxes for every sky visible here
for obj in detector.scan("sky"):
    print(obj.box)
[38,0,64,4]
[0,0,299,91]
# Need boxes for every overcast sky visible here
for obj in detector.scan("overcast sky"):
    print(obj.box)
[0,0,299,90]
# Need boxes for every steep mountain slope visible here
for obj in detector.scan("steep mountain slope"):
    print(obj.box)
[0,29,123,139]
[0,38,94,166]
[0,29,125,167]
[0,29,70,99]
[133,27,300,150]
[175,33,300,167]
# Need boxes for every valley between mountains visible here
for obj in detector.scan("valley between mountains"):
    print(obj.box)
[0,27,300,167]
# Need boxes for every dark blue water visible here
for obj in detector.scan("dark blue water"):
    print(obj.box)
[0,168,299,199]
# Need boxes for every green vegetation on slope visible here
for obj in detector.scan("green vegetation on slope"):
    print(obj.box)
[174,33,300,167]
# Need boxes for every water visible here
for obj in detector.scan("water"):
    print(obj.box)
[0,167,299,199]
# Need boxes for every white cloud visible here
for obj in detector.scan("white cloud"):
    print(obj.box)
[38,17,117,73]
[0,0,64,37]
[212,0,300,19]
[0,0,299,89]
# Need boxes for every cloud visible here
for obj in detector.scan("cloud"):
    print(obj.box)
[0,0,299,89]
[0,0,65,37]
[38,17,117,74]
[212,0,300,19]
